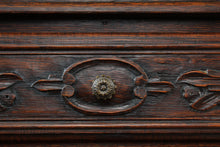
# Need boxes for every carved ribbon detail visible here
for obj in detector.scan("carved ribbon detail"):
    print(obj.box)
[177,69,220,111]
[0,73,22,111]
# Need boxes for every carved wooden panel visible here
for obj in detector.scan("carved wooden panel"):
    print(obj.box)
[0,1,219,145]
[32,58,173,115]
[0,54,218,119]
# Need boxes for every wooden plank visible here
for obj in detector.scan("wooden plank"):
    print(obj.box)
[0,2,219,14]
[0,121,220,134]
[0,20,219,34]
[0,33,219,49]
[2,142,220,147]
[1,0,218,2]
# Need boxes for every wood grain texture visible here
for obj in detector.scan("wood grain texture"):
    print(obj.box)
[0,34,219,49]
[178,69,220,111]
[31,58,173,115]
[0,120,220,137]
[0,55,218,119]
[1,142,220,147]
[1,19,219,34]
[0,0,219,145]
[0,2,219,14]
[0,73,22,112]
[1,0,219,2]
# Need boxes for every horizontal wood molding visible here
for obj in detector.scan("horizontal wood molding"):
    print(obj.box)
[0,34,219,49]
[1,20,219,34]
[0,2,219,14]
[1,0,219,2]
[0,120,220,134]
[2,142,220,147]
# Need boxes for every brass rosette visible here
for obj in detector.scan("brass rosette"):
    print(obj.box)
[92,75,116,100]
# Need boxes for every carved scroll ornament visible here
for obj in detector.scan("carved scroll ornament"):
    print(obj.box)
[32,58,174,115]
[177,69,220,111]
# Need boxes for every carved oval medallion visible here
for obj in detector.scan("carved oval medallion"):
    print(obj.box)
[32,58,174,115]
[62,58,148,115]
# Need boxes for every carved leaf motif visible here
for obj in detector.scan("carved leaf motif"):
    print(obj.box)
[32,73,76,92]
[191,93,220,111]
[147,81,174,93]
[178,69,220,111]
[0,73,22,90]
[32,79,63,91]
[177,69,220,88]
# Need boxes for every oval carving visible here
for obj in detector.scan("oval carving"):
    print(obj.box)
[32,57,174,115]
[62,58,148,115]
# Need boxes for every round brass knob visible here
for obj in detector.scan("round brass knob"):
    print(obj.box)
[91,75,116,100]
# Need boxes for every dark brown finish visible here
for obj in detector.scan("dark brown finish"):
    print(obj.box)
[31,58,173,115]
[0,73,22,111]
[0,55,218,118]
[0,19,219,34]
[2,142,220,147]
[0,34,219,49]
[178,69,220,111]
[0,0,219,146]
[0,2,219,14]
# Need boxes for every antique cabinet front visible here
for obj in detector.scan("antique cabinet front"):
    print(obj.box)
[0,0,219,146]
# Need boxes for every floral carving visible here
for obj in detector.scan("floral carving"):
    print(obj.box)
[92,75,116,100]
[0,73,22,111]
[177,69,220,111]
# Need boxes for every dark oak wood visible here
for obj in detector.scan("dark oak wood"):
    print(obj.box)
[1,142,220,147]
[1,19,219,34]
[0,2,219,14]
[0,0,219,146]
[0,34,219,49]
